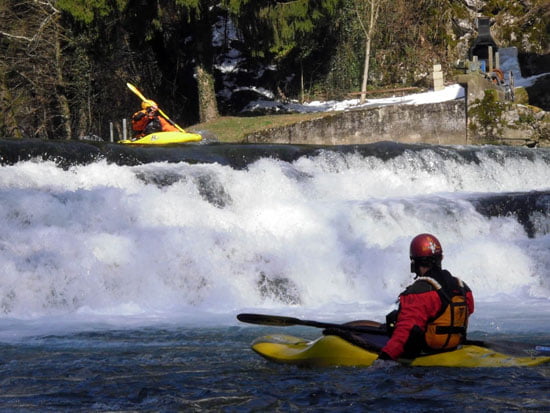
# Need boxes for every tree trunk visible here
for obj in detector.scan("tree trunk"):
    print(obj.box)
[195,63,219,123]
[360,36,372,104]
[190,1,219,123]
[300,60,305,103]
[358,0,382,104]
[54,21,72,139]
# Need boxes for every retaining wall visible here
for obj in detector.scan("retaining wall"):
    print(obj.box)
[245,100,467,145]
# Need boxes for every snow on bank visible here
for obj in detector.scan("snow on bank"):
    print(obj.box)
[240,48,547,114]
[243,84,465,113]
[498,46,549,88]
[210,18,546,116]
[301,84,465,112]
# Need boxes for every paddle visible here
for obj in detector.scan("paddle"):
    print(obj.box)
[236,313,388,336]
[237,313,550,357]
[126,82,186,133]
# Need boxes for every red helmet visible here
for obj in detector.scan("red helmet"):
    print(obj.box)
[410,233,443,259]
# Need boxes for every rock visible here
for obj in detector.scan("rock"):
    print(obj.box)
[525,74,550,111]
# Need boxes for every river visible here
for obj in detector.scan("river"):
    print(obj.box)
[0,139,548,411]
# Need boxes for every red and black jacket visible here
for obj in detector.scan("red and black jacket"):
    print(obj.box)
[381,268,474,360]
[131,109,178,138]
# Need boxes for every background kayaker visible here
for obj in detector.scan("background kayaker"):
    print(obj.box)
[378,233,475,361]
[131,99,178,139]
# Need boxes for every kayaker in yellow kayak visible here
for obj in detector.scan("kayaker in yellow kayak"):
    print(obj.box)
[237,234,549,367]
[131,99,178,140]
[377,233,475,361]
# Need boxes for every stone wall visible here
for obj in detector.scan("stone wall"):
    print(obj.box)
[458,72,550,147]
[244,100,467,145]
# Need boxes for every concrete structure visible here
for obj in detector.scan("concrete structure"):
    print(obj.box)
[245,100,467,145]
[433,64,445,91]
[243,67,547,148]
[469,17,498,62]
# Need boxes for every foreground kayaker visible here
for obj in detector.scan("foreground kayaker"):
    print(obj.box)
[237,234,549,367]
[376,233,475,361]
[237,238,549,368]
[131,99,178,140]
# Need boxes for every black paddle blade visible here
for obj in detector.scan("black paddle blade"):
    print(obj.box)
[238,313,550,357]
[236,313,388,336]
[237,313,301,326]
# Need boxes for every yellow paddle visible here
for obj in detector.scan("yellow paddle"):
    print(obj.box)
[126,82,186,133]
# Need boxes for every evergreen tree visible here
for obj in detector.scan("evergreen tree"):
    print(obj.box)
[225,0,341,101]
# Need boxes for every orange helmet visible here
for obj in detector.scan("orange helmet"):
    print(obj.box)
[141,100,157,110]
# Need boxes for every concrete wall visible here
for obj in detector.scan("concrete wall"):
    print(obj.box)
[456,73,505,105]
[245,100,467,145]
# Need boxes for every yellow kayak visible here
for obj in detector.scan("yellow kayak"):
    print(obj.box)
[119,131,202,145]
[251,334,550,368]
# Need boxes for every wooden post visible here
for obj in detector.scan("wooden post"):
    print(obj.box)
[123,119,127,141]
[495,51,500,70]
[488,46,493,72]
[109,122,114,142]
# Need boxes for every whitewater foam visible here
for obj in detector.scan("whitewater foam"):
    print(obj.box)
[0,145,549,339]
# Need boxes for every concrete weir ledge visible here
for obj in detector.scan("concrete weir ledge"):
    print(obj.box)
[244,100,467,146]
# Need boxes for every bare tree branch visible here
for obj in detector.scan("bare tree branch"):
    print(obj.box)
[0,0,59,43]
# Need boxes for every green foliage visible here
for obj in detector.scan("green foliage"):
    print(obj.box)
[319,1,363,97]
[516,110,536,127]
[176,0,201,9]
[57,0,127,24]
[191,112,327,142]
[3,0,547,139]
[482,0,522,15]
[227,0,339,60]
[174,0,203,22]
[489,0,550,53]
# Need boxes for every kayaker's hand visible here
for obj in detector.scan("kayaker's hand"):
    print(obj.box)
[371,357,399,369]
[371,352,399,369]
[133,112,146,121]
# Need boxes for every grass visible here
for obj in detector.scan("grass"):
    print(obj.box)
[185,86,424,142]
[187,112,334,143]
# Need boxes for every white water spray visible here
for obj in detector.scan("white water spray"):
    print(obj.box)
[0,146,549,338]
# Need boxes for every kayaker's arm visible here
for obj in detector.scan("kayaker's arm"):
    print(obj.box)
[380,289,441,360]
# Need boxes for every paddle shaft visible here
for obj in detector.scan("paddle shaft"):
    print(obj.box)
[237,313,388,336]
[237,313,550,356]
[126,82,186,133]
